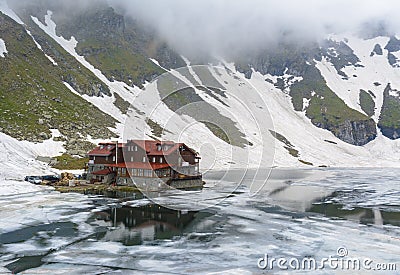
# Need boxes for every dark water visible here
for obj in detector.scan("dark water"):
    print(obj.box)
[91,204,214,246]
[1,168,400,274]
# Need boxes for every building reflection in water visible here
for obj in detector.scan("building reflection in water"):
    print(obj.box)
[93,204,211,246]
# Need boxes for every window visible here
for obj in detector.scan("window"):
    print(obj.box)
[152,157,156,163]
[135,146,138,151]
[100,145,104,149]
[157,144,161,151]
[93,156,96,161]
[112,156,116,162]
[131,156,134,162]
[143,156,146,163]
[160,157,163,163]
[105,156,108,161]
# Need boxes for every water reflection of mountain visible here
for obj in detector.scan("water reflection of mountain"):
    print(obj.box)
[93,205,211,246]
[310,203,400,227]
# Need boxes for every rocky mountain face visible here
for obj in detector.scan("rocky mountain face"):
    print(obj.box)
[11,0,170,87]
[1,0,400,163]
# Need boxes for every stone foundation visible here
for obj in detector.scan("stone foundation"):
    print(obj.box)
[117,176,203,191]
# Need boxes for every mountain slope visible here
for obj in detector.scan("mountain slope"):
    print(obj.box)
[0,11,117,154]
[1,0,400,172]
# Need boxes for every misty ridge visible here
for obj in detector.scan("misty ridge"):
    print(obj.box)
[5,0,400,59]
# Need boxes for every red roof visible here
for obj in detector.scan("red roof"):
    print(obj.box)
[92,168,115,175]
[107,162,171,170]
[128,140,196,156]
[88,140,197,158]
[87,142,123,156]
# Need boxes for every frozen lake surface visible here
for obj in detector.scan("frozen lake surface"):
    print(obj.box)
[0,168,399,274]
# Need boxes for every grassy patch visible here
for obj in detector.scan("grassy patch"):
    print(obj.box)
[52,154,88,170]
[113,93,130,114]
[80,43,164,87]
[269,130,299,158]
[378,84,400,129]
[299,159,313,166]
[55,184,140,194]
[359,89,375,117]
[203,122,231,144]
[146,118,171,138]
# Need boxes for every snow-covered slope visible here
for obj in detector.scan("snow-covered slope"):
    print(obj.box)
[0,38,6,57]
[0,130,65,195]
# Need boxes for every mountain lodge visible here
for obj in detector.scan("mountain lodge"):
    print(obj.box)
[87,140,201,187]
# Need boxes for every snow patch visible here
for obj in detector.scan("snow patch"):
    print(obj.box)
[25,29,58,65]
[0,131,65,183]
[389,89,400,97]
[45,54,58,65]
[0,0,24,24]
[0,38,7,57]
[0,179,49,197]
[31,11,78,59]
[302,98,310,111]
[26,29,42,50]
[149,58,167,70]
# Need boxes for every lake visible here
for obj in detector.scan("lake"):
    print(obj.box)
[0,168,399,274]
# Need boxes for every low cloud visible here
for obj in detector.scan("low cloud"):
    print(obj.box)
[110,0,400,57]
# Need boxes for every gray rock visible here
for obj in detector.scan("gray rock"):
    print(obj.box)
[37,156,51,163]
[69,150,81,155]
[69,138,77,144]
[39,132,49,139]
[334,119,377,146]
